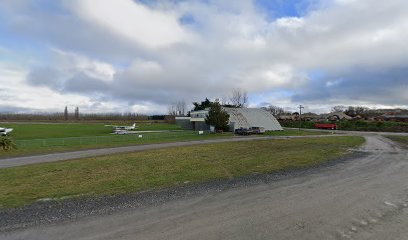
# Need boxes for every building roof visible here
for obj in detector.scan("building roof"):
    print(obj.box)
[223,107,283,131]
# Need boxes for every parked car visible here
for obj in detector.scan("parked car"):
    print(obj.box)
[250,126,265,134]
[234,128,253,135]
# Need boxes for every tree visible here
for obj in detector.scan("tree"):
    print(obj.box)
[74,107,79,120]
[64,106,68,120]
[262,105,285,116]
[205,101,230,131]
[176,100,186,116]
[168,100,187,116]
[344,106,370,118]
[229,88,248,108]
[331,105,347,113]
[192,98,212,111]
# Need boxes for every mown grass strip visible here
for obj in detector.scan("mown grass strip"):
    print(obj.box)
[0,136,364,208]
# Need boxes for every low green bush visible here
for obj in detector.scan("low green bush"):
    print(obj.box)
[0,137,17,151]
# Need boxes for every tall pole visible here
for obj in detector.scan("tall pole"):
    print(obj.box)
[298,105,304,131]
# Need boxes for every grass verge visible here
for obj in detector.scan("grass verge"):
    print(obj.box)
[384,136,408,147]
[0,136,364,209]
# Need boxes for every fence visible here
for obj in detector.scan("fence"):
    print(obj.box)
[15,131,209,149]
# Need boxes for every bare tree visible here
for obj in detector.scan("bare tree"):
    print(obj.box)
[229,88,248,107]
[262,105,285,117]
[168,100,187,116]
[331,105,347,113]
[220,96,228,106]
[176,100,186,116]
[168,104,177,116]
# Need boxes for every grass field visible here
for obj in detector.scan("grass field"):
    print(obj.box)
[0,123,181,140]
[384,136,408,146]
[0,123,331,158]
[0,136,364,208]
[264,129,330,136]
[0,131,234,158]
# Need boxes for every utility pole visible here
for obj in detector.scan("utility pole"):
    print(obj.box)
[298,105,304,131]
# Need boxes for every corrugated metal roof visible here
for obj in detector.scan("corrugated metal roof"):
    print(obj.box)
[223,108,283,131]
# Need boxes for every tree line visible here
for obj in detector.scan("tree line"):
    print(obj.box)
[0,107,150,121]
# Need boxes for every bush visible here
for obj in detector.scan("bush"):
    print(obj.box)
[279,121,315,129]
[280,120,408,132]
[0,137,16,151]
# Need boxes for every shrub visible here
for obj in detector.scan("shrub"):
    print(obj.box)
[0,137,16,151]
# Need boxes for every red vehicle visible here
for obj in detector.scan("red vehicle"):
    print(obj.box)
[314,123,337,130]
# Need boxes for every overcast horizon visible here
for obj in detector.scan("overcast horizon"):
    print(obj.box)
[0,0,407,115]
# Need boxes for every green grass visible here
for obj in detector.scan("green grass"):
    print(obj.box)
[0,136,364,208]
[264,129,330,136]
[0,123,181,140]
[0,128,331,158]
[0,132,233,158]
[384,136,408,146]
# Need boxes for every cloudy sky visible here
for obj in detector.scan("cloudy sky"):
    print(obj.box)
[0,0,407,114]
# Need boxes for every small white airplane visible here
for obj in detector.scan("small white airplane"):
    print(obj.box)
[105,123,138,131]
[0,127,13,136]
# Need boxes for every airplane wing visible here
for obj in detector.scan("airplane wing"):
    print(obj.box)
[0,127,13,136]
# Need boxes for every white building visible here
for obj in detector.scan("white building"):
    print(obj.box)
[176,107,283,132]
[224,108,283,131]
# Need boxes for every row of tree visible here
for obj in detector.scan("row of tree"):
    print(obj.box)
[0,111,150,121]
[64,106,80,120]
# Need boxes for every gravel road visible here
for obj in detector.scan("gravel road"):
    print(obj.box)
[0,134,340,168]
[1,133,408,240]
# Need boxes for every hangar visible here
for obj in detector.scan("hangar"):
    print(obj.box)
[224,107,283,132]
[176,107,283,132]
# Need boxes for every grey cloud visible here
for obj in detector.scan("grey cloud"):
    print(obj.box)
[5,0,408,112]
[0,104,32,113]
[292,66,408,106]
[26,67,62,90]
[63,73,109,94]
